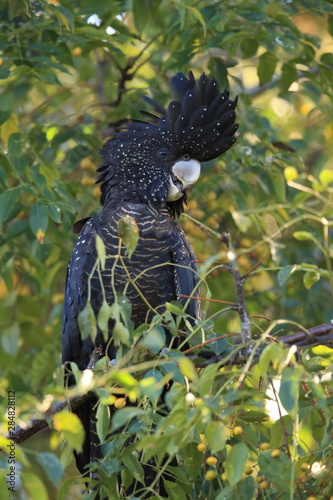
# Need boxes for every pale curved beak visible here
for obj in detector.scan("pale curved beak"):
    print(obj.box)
[167,159,201,201]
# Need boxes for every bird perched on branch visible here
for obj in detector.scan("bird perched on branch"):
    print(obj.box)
[62,70,238,494]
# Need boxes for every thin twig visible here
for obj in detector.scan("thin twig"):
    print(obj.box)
[179,294,237,307]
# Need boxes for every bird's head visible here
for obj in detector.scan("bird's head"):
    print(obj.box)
[97,71,238,216]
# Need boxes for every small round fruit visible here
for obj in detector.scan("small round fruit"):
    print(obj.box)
[205,470,217,481]
[256,475,264,483]
[300,462,310,471]
[80,158,94,170]
[284,166,298,181]
[194,397,203,407]
[92,186,100,198]
[81,175,94,187]
[260,442,270,451]
[221,472,228,482]
[72,47,82,57]
[260,480,270,490]
[271,449,280,458]
[197,442,207,453]
[244,466,253,475]
[0,57,3,66]
[114,397,126,408]
[306,497,317,500]
[206,456,217,466]
[233,426,243,436]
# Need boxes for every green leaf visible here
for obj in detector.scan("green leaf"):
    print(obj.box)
[30,201,49,242]
[231,211,252,232]
[140,369,164,405]
[95,233,106,269]
[205,421,226,454]
[270,166,286,201]
[118,215,139,258]
[165,301,185,315]
[21,472,48,500]
[258,450,294,493]
[181,442,202,481]
[56,5,74,32]
[293,231,314,241]
[0,110,11,126]
[113,321,131,347]
[140,325,166,353]
[320,53,333,66]
[118,294,132,324]
[241,38,258,58]
[303,270,320,289]
[225,442,249,489]
[0,67,10,79]
[277,265,297,285]
[281,63,297,90]
[48,203,61,223]
[0,187,21,228]
[111,407,144,431]
[328,15,333,38]
[259,342,285,373]
[98,301,113,342]
[52,410,85,452]
[122,453,145,485]
[258,52,278,85]
[164,480,187,500]
[163,310,179,337]
[96,402,110,443]
[178,357,197,381]
[78,302,97,342]
[36,452,63,488]
[186,6,207,37]
[279,366,301,412]
[273,14,300,36]
[133,0,149,34]
[198,363,219,397]
[8,132,24,156]
[0,474,10,500]
[1,323,20,356]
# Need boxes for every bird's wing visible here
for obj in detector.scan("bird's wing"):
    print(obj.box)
[171,224,200,321]
[62,217,100,369]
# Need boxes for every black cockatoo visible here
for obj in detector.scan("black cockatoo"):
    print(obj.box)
[62,71,238,492]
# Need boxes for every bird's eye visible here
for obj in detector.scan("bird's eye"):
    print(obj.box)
[183,153,190,161]
[157,148,170,159]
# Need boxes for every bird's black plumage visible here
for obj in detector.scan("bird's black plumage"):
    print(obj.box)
[62,71,238,494]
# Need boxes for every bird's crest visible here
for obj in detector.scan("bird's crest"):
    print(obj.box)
[139,71,238,162]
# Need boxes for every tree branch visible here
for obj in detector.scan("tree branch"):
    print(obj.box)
[7,347,104,444]
[5,325,333,445]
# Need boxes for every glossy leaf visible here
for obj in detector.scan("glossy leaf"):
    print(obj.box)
[29,201,48,242]
[0,187,21,227]
[205,421,226,454]
[258,52,278,85]
[96,402,110,442]
[225,443,249,489]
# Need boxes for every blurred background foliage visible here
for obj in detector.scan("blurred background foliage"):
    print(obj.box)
[0,0,333,499]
